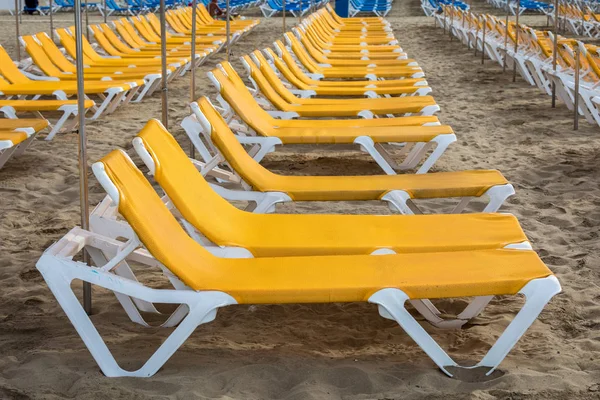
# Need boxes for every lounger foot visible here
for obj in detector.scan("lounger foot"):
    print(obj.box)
[37,239,237,377]
[369,275,561,377]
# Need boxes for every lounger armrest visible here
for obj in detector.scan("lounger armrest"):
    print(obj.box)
[209,183,292,213]
[267,111,300,119]
[20,70,59,81]
[289,89,316,98]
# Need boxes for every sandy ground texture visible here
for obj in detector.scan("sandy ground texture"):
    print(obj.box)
[1,1,600,398]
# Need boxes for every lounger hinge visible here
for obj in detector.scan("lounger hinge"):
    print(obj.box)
[99,235,141,272]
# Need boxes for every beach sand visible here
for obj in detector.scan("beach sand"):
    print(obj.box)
[1,1,600,398]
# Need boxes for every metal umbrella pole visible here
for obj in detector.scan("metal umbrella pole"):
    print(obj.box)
[226,0,230,61]
[19,0,22,23]
[512,0,520,82]
[14,0,20,60]
[103,0,107,23]
[503,2,509,72]
[160,0,169,128]
[50,0,55,41]
[283,0,286,33]
[442,5,446,34]
[574,43,580,130]
[450,1,454,40]
[190,0,197,158]
[552,0,559,107]
[74,0,92,315]
[85,0,90,40]
[481,15,486,63]
[474,11,479,55]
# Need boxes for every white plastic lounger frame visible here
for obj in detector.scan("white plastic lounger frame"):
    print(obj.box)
[37,224,561,377]
[202,74,452,175]
[181,102,515,215]
[0,127,36,168]
[1,104,83,141]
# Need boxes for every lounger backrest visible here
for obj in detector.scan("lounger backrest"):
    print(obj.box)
[55,28,86,61]
[197,97,275,191]
[113,20,144,49]
[274,41,314,85]
[133,16,162,42]
[164,11,186,33]
[210,67,274,134]
[116,18,149,47]
[20,36,66,77]
[88,26,122,56]
[0,45,31,84]
[285,34,319,73]
[35,33,78,73]
[262,48,306,89]
[135,119,249,244]
[97,149,219,290]
[146,14,165,36]
[242,55,297,105]
[294,30,327,63]
[98,24,135,53]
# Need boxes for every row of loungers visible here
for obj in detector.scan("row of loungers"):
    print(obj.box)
[441,6,600,128]
[0,5,258,169]
[37,6,561,378]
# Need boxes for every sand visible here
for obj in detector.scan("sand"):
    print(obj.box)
[1,1,600,398]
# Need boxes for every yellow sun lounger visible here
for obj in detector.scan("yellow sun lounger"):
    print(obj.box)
[92,22,208,59]
[131,15,228,47]
[302,19,396,45]
[39,145,560,377]
[293,29,415,67]
[271,42,425,86]
[299,22,406,60]
[316,7,393,35]
[324,5,389,27]
[236,58,439,117]
[184,98,514,214]
[195,69,450,174]
[0,118,48,169]
[0,98,95,140]
[284,34,424,79]
[192,5,259,31]
[255,49,432,97]
[132,118,528,258]
[55,27,189,69]
[0,46,139,120]
[21,34,170,103]
[86,24,207,71]
[163,9,245,37]
[144,13,232,49]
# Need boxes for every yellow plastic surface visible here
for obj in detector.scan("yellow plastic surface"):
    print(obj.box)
[243,55,436,115]
[0,99,95,111]
[0,118,49,132]
[213,68,448,143]
[136,119,527,257]
[0,130,29,145]
[101,148,552,303]
[199,97,508,200]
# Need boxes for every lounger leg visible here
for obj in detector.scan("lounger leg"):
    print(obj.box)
[45,105,78,141]
[236,136,283,163]
[37,255,237,377]
[369,275,561,377]
[0,147,17,169]
[416,134,457,174]
[369,288,458,375]
[481,184,515,212]
[181,115,216,163]
[85,247,162,322]
[89,91,120,119]
[354,136,396,175]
